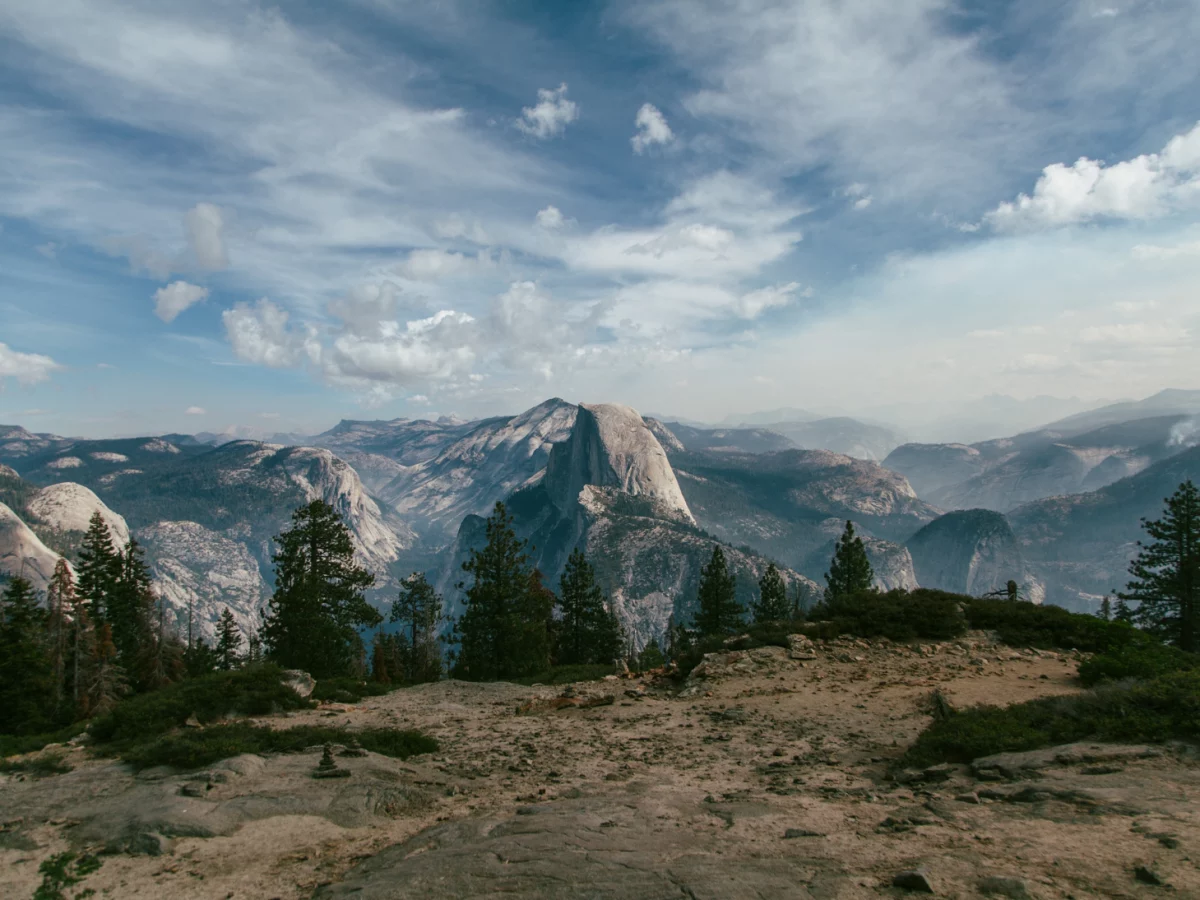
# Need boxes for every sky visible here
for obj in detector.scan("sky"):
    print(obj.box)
[1,0,1199,438]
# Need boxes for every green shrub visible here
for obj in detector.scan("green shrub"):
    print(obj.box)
[0,751,73,777]
[0,724,86,759]
[311,677,394,703]
[89,664,311,748]
[903,670,1200,767]
[118,723,437,770]
[509,663,614,686]
[672,621,795,678]
[963,598,1141,652]
[810,589,967,642]
[1078,643,1199,686]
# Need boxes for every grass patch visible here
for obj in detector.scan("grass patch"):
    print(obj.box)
[310,677,395,704]
[509,663,615,686]
[88,664,311,749]
[809,589,968,642]
[963,598,1141,652]
[0,751,73,777]
[0,724,86,759]
[34,851,102,900]
[118,722,438,770]
[903,670,1200,767]
[1078,643,1199,686]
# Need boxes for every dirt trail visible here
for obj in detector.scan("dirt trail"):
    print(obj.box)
[2,633,1198,898]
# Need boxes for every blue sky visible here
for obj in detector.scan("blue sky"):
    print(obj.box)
[1,0,1199,438]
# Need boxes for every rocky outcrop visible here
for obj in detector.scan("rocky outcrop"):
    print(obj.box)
[801,537,918,593]
[544,403,693,525]
[906,509,1042,601]
[0,501,63,590]
[24,482,131,547]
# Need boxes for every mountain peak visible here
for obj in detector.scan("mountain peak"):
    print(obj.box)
[545,403,694,523]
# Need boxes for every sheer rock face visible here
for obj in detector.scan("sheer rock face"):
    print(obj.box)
[138,521,270,642]
[0,501,63,590]
[24,482,131,547]
[906,509,1043,602]
[545,403,694,525]
[862,539,919,592]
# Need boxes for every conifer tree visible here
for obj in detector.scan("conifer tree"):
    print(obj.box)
[246,631,263,665]
[453,502,550,679]
[0,576,55,734]
[694,545,743,638]
[77,512,119,622]
[1098,596,1113,621]
[636,638,666,672]
[370,632,392,684]
[391,572,444,683]
[107,538,154,670]
[753,563,791,623]
[67,582,95,711]
[1114,597,1135,624]
[556,548,624,665]
[824,521,875,601]
[261,499,380,678]
[1118,480,1200,652]
[215,607,243,670]
[86,623,128,717]
[46,559,76,713]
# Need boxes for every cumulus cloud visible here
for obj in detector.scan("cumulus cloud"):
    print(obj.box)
[184,406,206,415]
[535,205,565,229]
[516,83,578,138]
[153,280,209,322]
[396,249,478,281]
[324,309,478,386]
[0,342,62,386]
[631,103,674,153]
[184,202,228,269]
[223,299,316,368]
[735,282,810,318]
[986,121,1200,230]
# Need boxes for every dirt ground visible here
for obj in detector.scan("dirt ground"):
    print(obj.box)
[2,632,1198,899]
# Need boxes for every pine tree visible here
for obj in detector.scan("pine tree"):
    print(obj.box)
[86,623,128,717]
[453,502,550,680]
[1118,480,1200,652]
[694,546,744,638]
[215,607,243,670]
[753,563,791,623]
[261,499,380,678]
[556,548,625,666]
[0,577,56,734]
[107,538,154,672]
[246,631,263,665]
[825,521,875,601]
[46,559,76,713]
[1098,596,1113,621]
[391,572,444,683]
[1114,597,1135,624]
[636,638,666,672]
[77,512,119,623]
[370,632,392,684]
[67,583,95,712]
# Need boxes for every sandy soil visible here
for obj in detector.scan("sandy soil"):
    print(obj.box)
[2,632,1198,898]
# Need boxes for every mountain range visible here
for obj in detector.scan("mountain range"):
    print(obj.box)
[1,388,1197,642]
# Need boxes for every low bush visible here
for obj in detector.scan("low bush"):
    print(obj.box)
[903,670,1200,767]
[510,663,614,686]
[88,664,311,748]
[963,598,1140,653]
[311,677,395,703]
[672,622,795,678]
[118,723,438,770]
[0,751,73,777]
[0,724,86,759]
[1078,643,1199,686]
[809,589,967,642]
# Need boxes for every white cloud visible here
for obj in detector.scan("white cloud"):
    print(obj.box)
[535,205,565,229]
[222,299,316,368]
[325,309,478,387]
[735,282,808,318]
[396,249,476,281]
[631,103,674,153]
[153,280,209,322]
[259,412,280,419]
[986,121,1200,230]
[184,202,227,269]
[843,183,873,210]
[516,83,578,139]
[1132,239,1200,260]
[0,342,62,385]
[184,405,206,415]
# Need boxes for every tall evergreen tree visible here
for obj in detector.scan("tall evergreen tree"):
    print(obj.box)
[1118,480,1200,653]
[215,607,244,671]
[694,546,743,638]
[67,580,95,712]
[1114,597,1135,624]
[261,499,380,678]
[0,577,55,734]
[453,502,550,679]
[824,521,875,601]
[46,559,75,713]
[86,622,128,717]
[556,548,624,665]
[390,572,443,683]
[1098,596,1113,621]
[77,512,119,622]
[107,538,154,669]
[753,563,791,623]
